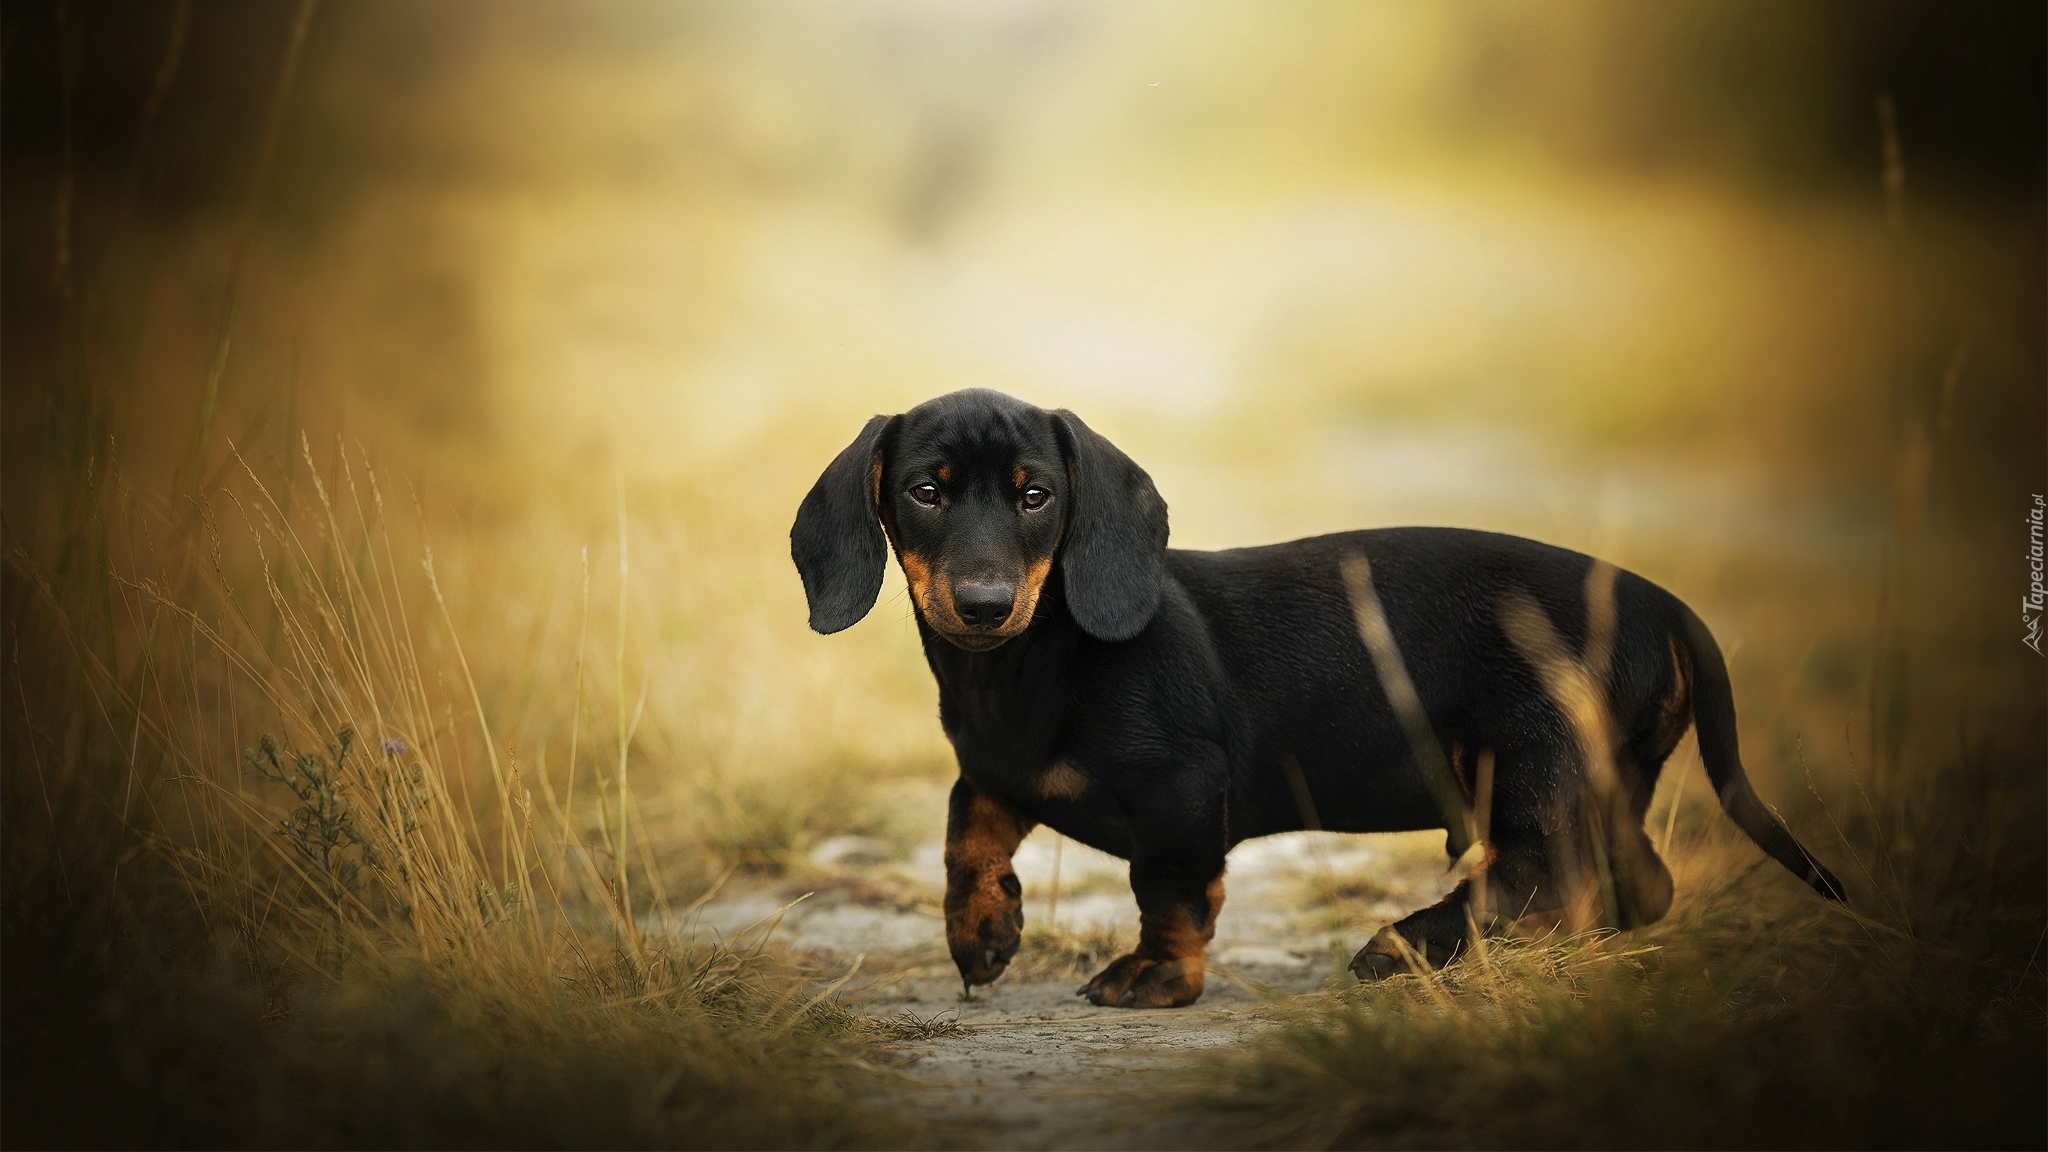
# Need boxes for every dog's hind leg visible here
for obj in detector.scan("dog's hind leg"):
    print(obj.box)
[944,779,1036,990]
[1349,825,1567,978]
[1351,760,1680,980]
[1352,717,1673,978]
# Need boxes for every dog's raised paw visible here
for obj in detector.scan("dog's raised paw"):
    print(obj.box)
[947,882,1024,988]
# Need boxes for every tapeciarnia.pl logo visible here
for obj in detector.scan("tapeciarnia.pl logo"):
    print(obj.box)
[2026,494,2044,656]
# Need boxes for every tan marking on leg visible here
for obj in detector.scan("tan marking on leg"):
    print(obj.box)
[945,793,1036,986]
[946,794,1033,876]
[1467,838,1499,928]
[1141,875,1226,1001]
[1149,874,1225,958]
[1447,741,1473,804]
[1654,633,1695,755]
[1038,758,1088,801]
[1083,873,1225,1007]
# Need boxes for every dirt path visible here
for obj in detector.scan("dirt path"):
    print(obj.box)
[674,784,1459,1147]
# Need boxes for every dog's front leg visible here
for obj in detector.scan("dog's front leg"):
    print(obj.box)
[1079,781,1227,1009]
[943,778,1036,991]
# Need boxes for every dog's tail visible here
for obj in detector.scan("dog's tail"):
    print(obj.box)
[1680,606,1847,902]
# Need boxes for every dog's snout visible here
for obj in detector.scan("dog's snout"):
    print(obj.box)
[953,583,1016,630]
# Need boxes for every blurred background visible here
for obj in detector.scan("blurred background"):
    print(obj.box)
[4,0,2043,869]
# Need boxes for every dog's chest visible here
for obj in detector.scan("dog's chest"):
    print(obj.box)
[925,623,1133,828]
[928,632,1070,757]
[958,750,1095,806]
[943,703,1077,799]
[968,749,1132,858]
[935,679,1107,814]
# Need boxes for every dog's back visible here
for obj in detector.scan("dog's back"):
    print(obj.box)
[1170,527,1686,839]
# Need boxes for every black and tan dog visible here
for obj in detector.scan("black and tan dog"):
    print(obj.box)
[791,389,1843,1008]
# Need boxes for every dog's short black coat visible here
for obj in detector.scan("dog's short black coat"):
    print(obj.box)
[792,389,1844,1008]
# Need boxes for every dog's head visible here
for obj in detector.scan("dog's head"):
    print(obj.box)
[791,389,1168,649]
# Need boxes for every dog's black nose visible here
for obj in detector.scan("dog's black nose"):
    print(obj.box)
[953,583,1015,630]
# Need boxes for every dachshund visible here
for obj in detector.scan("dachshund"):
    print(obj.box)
[790,388,1844,1008]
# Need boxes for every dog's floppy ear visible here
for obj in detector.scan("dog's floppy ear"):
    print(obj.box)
[792,414,896,634]
[1052,410,1169,642]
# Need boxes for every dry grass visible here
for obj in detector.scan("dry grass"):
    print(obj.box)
[1001,922,1137,984]
[1168,845,2043,1147]
[0,433,920,1147]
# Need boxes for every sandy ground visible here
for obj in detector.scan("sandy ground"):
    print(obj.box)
[669,783,1460,1148]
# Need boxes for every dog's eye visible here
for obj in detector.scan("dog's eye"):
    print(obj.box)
[1020,486,1051,511]
[908,483,941,507]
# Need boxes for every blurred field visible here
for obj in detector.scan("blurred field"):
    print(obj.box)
[4,2,2044,1147]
